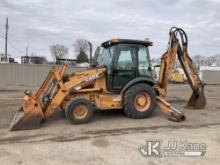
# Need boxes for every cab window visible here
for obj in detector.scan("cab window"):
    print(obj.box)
[114,44,137,70]
[138,46,151,76]
[97,46,115,67]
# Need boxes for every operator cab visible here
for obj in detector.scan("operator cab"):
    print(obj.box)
[96,39,153,92]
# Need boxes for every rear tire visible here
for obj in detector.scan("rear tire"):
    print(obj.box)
[65,98,94,124]
[123,83,156,119]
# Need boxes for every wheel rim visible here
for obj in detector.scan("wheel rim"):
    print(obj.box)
[134,92,151,112]
[73,104,88,119]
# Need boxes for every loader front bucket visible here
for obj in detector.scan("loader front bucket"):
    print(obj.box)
[10,96,45,131]
[186,86,206,109]
[10,108,43,131]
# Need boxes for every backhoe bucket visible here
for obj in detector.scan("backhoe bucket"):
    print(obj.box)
[10,96,45,131]
[186,86,206,109]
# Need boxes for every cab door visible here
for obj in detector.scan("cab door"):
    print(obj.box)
[111,44,138,91]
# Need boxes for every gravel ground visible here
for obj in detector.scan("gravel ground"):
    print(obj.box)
[0,84,219,165]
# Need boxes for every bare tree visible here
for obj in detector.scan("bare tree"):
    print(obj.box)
[73,39,89,54]
[73,39,89,63]
[49,44,68,61]
[76,51,89,63]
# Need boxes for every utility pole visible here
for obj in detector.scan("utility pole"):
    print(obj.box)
[25,45,28,56]
[4,17,9,62]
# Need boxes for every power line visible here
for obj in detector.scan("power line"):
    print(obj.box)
[0,32,4,38]
[0,18,25,56]
[8,40,24,53]
[8,31,26,49]
[0,34,5,39]
[0,35,24,53]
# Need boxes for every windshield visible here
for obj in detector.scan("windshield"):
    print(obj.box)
[96,46,115,67]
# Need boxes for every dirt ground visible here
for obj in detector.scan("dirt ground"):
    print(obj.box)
[0,84,219,165]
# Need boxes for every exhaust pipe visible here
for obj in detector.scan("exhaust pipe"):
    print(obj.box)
[88,41,92,63]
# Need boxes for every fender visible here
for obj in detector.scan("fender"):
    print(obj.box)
[122,77,156,94]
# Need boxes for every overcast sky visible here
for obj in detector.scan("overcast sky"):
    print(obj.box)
[0,0,220,61]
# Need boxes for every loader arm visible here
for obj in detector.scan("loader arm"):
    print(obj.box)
[10,65,68,130]
[155,27,206,121]
[10,65,105,130]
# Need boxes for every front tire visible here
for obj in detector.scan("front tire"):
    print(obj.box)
[123,83,156,119]
[65,98,94,124]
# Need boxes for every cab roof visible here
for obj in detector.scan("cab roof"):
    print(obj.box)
[101,39,153,48]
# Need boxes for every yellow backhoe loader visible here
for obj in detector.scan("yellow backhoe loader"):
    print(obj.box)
[10,27,206,131]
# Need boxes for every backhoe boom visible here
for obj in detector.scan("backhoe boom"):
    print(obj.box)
[155,27,206,109]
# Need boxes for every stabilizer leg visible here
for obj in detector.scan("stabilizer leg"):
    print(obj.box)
[156,96,185,122]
